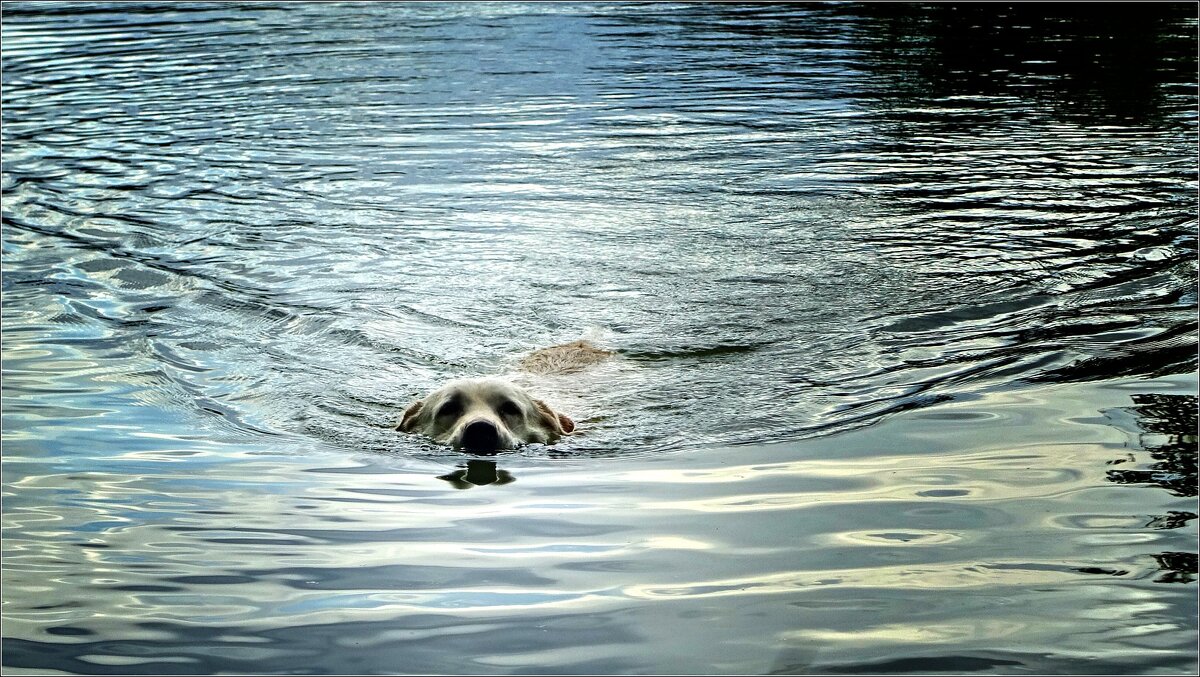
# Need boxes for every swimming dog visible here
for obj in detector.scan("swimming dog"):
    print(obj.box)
[398,340,612,451]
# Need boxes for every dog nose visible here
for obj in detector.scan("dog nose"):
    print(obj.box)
[460,420,501,450]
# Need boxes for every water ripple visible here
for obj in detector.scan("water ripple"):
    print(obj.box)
[3,2,1196,675]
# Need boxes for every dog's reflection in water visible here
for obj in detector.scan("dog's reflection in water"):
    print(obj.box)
[438,459,515,489]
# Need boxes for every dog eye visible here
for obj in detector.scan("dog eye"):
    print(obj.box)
[436,401,462,418]
[499,400,521,417]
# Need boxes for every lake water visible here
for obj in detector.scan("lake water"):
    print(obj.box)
[2,2,1197,674]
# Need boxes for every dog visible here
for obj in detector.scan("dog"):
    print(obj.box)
[398,340,612,451]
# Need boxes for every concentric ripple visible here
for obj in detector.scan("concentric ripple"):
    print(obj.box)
[3,3,1196,675]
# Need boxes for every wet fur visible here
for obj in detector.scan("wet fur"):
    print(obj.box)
[519,339,614,374]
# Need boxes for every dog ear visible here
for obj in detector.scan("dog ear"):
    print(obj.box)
[398,399,424,432]
[557,412,575,434]
[534,399,575,434]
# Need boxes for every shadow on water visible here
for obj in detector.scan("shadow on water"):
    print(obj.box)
[601,2,1197,125]
[848,3,1197,127]
[845,2,1199,407]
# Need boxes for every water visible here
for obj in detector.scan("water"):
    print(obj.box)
[2,2,1196,674]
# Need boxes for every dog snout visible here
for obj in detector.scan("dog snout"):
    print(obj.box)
[459,419,502,451]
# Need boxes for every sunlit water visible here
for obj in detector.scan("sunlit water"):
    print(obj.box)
[2,3,1197,674]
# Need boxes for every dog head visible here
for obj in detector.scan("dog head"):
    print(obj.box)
[398,378,575,452]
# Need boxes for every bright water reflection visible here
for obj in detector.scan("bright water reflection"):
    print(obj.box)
[2,2,1197,674]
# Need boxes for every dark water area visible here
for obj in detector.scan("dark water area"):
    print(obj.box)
[2,2,1197,674]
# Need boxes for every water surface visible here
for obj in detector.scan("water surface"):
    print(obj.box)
[2,2,1197,674]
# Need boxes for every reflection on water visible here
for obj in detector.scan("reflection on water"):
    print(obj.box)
[1108,392,1198,586]
[1107,393,1198,498]
[439,460,517,490]
[2,2,1197,674]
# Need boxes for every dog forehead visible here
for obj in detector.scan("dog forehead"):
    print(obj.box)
[433,378,526,403]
